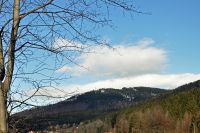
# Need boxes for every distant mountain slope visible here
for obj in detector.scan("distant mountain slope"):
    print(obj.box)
[12,80,200,133]
[173,80,200,92]
[121,80,200,118]
[113,83,200,133]
[75,87,200,133]
[11,87,168,132]
[75,80,200,133]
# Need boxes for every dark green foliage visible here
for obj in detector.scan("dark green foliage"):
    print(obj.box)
[76,80,200,133]
[12,80,200,132]
[114,83,200,132]
[12,87,166,132]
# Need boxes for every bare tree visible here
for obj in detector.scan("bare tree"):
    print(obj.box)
[0,0,139,132]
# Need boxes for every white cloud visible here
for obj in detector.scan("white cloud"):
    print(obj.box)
[58,73,200,95]
[24,73,200,106]
[57,38,167,77]
[57,66,72,73]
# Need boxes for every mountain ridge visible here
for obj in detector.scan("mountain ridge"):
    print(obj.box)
[12,86,168,132]
[11,80,200,132]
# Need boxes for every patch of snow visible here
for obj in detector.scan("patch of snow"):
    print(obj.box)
[100,90,105,93]
[133,88,137,91]
[151,92,157,96]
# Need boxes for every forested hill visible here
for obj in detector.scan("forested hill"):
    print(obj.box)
[173,80,200,92]
[11,87,168,132]
[113,80,200,133]
[11,80,200,133]
[72,80,200,133]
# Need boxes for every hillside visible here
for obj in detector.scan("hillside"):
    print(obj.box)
[11,80,200,133]
[71,80,200,133]
[11,87,167,132]
[114,88,200,133]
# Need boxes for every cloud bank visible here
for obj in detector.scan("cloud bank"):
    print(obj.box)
[25,73,200,106]
[58,73,200,95]
[53,38,200,98]
[57,38,167,77]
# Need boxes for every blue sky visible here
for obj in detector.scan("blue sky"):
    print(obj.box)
[53,0,200,93]
[17,0,200,102]
[102,0,200,74]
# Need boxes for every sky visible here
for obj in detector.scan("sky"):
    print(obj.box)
[103,0,200,74]
[22,0,200,100]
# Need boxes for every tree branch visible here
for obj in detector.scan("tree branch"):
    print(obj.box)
[20,0,54,19]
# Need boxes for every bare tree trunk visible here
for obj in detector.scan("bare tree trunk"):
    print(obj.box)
[0,89,7,133]
[0,0,20,132]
